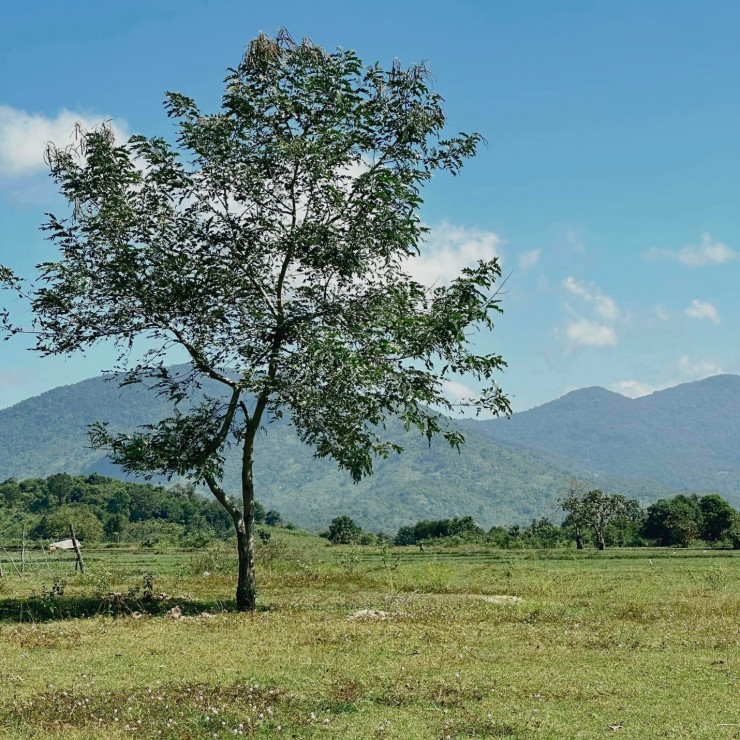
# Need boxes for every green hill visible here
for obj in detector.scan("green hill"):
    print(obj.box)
[0,368,681,531]
[466,375,740,502]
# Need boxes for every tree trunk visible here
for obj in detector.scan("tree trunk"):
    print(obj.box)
[235,516,256,610]
[576,533,583,550]
[236,444,257,611]
[597,532,605,550]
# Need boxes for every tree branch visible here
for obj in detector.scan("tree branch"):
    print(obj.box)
[203,471,242,521]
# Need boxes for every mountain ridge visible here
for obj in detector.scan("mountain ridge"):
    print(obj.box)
[0,367,689,531]
[466,373,740,499]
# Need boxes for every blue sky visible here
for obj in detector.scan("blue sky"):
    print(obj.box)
[0,0,738,412]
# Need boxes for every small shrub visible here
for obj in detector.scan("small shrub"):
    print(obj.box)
[257,528,271,544]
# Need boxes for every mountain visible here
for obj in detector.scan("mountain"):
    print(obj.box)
[0,368,678,531]
[464,375,740,503]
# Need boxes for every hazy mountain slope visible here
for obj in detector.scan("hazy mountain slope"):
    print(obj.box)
[467,375,740,501]
[0,368,679,531]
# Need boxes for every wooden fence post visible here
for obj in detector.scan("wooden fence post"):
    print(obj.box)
[69,524,85,574]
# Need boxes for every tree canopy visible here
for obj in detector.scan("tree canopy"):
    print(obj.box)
[1,31,510,609]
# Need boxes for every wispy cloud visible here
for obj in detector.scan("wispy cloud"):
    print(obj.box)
[563,277,620,321]
[564,318,617,347]
[645,233,737,268]
[518,248,541,270]
[406,221,503,286]
[0,106,128,178]
[685,299,720,325]
[441,379,477,402]
[678,354,724,378]
[655,305,670,321]
[609,380,664,398]
[611,354,727,400]
[557,277,623,350]
[566,229,586,253]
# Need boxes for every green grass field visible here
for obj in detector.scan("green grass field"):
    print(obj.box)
[1,532,740,738]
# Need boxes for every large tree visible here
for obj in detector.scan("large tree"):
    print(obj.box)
[1,31,510,610]
[561,482,630,550]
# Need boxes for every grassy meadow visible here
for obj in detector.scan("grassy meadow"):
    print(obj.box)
[1,531,740,738]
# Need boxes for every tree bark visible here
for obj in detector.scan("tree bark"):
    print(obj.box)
[597,532,605,550]
[236,442,257,611]
[576,533,583,550]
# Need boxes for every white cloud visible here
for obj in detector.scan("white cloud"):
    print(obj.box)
[611,355,727,401]
[564,319,617,347]
[566,229,586,253]
[678,355,724,379]
[655,305,670,321]
[645,233,737,267]
[406,221,503,286]
[609,380,664,398]
[685,299,720,325]
[0,106,128,178]
[518,248,541,270]
[442,379,477,402]
[562,277,621,321]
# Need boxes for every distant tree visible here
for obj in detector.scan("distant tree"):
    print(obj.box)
[561,483,629,550]
[603,499,645,547]
[1,31,510,610]
[394,516,483,545]
[394,525,416,546]
[375,531,394,546]
[559,479,589,549]
[526,517,562,548]
[254,501,266,525]
[642,495,703,547]
[327,515,362,544]
[103,513,128,541]
[38,504,103,543]
[727,517,740,550]
[698,494,736,542]
[264,510,283,528]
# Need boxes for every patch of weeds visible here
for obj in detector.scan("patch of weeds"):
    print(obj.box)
[257,539,290,569]
[188,544,234,576]
[437,712,523,738]
[379,543,402,572]
[0,679,295,738]
[41,579,67,598]
[419,561,454,593]
[701,563,730,591]
[338,547,361,575]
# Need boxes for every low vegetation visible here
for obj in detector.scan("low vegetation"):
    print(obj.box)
[1,533,740,738]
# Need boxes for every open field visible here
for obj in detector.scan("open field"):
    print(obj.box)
[2,533,740,738]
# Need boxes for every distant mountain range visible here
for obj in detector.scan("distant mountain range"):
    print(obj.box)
[1,369,735,531]
[463,374,740,501]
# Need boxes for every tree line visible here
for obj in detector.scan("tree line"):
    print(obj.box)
[322,487,740,550]
[0,474,286,547]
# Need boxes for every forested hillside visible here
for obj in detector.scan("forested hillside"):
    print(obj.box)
[0,368,683,531]
[0,474,234,545]
[466,375,740,503]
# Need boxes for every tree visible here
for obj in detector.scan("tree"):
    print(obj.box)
[698,494,735,542]
[642,495,703,547]
[1,31,510,611]
[559,479,588,549]
[38,504,104,543]
[561,482,629,550]
[264,510,283,528]
[327,515,362,544]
